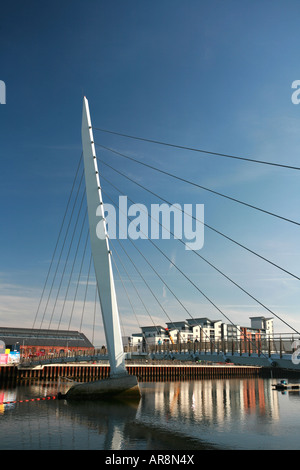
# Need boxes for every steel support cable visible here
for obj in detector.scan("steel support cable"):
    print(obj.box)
[111,239,186,344]
[111,250,142,328]
[108,256,127,338]
[98,158,300,281]
[47,189,87,329]
[110,237,176,332]
[103,190,273,357]
[38,169,85,329]
[32,153,83,329]
[101,185,299,336]
[68,230,90,330]
[95,143,300,227]
[98,168,299,334]
[111,252,142,336]
[102,187,229,347]
[109,239,162,336]
[110,229,214,347]
[97,208,183,337]
[106,196,214,346]
[112,249,164,350]
[92,285,98,345]
[110,238,186,344]
[94,127,300,171]
[56,209,88,331]
[79,252,94,332]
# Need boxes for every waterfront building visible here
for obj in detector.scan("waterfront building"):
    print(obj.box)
[165,320,193,343]
[0,327,94,357]
[131,316,274,347]
[140,326,169,345]
[250,317,274,337]
[122,333,144,351]
[186,318,224,342]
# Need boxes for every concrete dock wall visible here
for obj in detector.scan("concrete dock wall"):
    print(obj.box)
[1,362,298,382]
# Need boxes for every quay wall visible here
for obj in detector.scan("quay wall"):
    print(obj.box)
[0,363,298,382]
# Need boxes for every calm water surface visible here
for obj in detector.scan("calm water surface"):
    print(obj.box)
[0,377,299,450]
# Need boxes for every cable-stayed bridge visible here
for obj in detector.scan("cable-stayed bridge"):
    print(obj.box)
[26,98,300,373]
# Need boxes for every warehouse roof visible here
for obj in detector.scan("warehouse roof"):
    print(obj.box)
[0,326,94,348]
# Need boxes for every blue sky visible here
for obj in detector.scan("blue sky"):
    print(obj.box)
[1,0,300,345]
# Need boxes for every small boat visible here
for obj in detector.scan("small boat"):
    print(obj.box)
[273,380,300,391]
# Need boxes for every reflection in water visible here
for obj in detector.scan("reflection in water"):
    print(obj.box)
[0,378,299,449]
[66,399,140,450]
[139,379,279,426]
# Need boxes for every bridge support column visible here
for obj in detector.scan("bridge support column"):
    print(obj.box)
[65,97,140,400]
[80,96,126,378]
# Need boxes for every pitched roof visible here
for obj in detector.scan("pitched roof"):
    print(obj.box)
[0,327,94,348]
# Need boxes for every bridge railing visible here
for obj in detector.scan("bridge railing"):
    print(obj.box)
[146,335,300,358]
[19,348,108,366]
[17,334,300,366]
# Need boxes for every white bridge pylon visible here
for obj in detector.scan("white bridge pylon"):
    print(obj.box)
[81,96,127,378]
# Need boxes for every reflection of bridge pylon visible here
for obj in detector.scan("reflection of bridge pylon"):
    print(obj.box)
[65,97,140,400]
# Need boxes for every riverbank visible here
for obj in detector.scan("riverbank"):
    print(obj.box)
[0,378,300,450]
[1,362,300,382]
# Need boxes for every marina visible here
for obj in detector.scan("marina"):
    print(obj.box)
[273,380,300,391]
[2,1,300,453]
[0,362,295,383]
[0,376,300,450]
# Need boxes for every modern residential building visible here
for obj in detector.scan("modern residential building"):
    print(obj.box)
[166,320,193,343]
[122,333,144,351]
[140,325,169,346]
[129,316,274,347]
[250,317,274,337]
[186,318,224,342]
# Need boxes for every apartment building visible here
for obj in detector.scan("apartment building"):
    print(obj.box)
[129,316,274,346]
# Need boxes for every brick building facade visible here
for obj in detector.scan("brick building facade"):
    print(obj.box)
[0,327,94,358]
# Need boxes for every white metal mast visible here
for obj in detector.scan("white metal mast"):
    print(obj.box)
[81,96,127,377]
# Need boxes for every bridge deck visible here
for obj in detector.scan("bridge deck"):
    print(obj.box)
[16,349,300,371]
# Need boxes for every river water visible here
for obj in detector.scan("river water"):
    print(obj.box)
[0,377,299,450]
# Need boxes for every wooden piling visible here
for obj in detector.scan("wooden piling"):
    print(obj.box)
[1,362,298,383]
